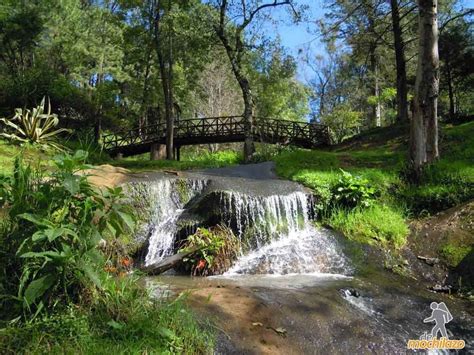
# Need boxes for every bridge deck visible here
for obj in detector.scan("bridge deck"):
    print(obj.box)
[103,116,329,157]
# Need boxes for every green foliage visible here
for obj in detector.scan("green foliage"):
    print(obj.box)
[179,226,240,276]
[321,104,362,143]
[0,277,215,354]
[250,46,310,120]
[115,149,242,172]
[0,150,135,320]
[331,169,377,209]
[0,97,70,150]
[325,204,408,248]
[367,87,397,106]
[398,163,474,215]
[440,244,472,268]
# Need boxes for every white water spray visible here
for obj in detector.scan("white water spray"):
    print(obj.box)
[127,179,207,266]
[129,177,350,275]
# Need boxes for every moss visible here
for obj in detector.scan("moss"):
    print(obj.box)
[176,179,190,204]
[440,244,472,267]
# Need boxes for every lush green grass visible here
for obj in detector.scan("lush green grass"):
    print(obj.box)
[325,205,409,248]
[0,282,214,354]
[273,122,474,248]
[0,141,51,175]
[111,150,243,172]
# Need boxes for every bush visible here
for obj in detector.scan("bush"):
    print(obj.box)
[325,204,408,248]
[331,169,378,209]
[179,226,240,276]
[0,150,135,320]
[321,104,362,143]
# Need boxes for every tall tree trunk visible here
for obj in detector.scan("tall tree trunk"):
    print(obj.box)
[410,0,439,179]
[216,33,255,162]
[390,0,409,123]
[446,61,455,120]
[154,0,174,160]
[370,50,381,127]
[139,49,152,139]
[165,0,174,160]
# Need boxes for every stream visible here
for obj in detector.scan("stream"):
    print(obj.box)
[126,162,473,354]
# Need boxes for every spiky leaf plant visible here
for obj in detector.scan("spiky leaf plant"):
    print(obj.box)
[0,97,70,150]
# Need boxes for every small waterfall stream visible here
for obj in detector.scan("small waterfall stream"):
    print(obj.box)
[130,171,473,353]
[127,179,208,265]
[128,176,349,275]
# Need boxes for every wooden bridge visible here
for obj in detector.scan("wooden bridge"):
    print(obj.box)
[102,116,330,158]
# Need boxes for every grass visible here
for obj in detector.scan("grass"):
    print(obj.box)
[110,150,243,172]
[0,141,51,175]
[0,285,214,354]
[325,205,409,248]
[273,121,474,249]
[440,244,472,268]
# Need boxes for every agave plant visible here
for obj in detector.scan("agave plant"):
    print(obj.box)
[0,97,70,149]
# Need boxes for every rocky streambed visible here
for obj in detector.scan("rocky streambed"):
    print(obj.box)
[100,162,473,353]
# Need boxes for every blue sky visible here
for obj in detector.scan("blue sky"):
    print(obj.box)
[266,0,474,81]
[264,0,326,81]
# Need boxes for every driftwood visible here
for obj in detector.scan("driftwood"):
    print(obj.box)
[417,255,440,266]
[164,170,180,176]
[141,247,201,275]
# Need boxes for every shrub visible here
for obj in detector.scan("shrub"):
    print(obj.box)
[321,104,362,143]
[0,97,70,150]
[331,169,378,209]
[0,150,135,320]
[179,226,240,276]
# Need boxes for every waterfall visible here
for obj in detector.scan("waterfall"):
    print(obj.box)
[127,179,208,266]
[220,191,348,275]
[220,191,311,247]
[128,176,349,275]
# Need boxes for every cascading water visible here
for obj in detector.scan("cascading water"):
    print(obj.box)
[129,175,350,275]
[126,178,208,266]
[220,191,349,275]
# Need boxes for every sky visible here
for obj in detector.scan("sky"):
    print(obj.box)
[264,0,326,82]
[265,0,474,82]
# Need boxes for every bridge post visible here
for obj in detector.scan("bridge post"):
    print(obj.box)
[175,146,181,161]
[150,143,166,160]
[113,152,123,160]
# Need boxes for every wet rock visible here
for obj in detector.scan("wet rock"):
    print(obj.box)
[428,284,452,293]
[340,288,360,298]
[417,255,440,266]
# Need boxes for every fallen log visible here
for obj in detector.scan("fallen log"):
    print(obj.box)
[164,170,180,176]
[417,255,440,266]
[141,247,201,275]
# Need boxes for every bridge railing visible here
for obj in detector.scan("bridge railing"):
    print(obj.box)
[102,116,329,152]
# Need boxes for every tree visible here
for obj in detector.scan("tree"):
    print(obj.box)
[152,0,175,160]
[209,0,295,162]
[250,45,310,121]
[439,18,474,119]
[321,103,362,143]
[389,0,409,122]
[410,0,439,178]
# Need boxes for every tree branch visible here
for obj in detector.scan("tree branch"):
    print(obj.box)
[440,9,474,32]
